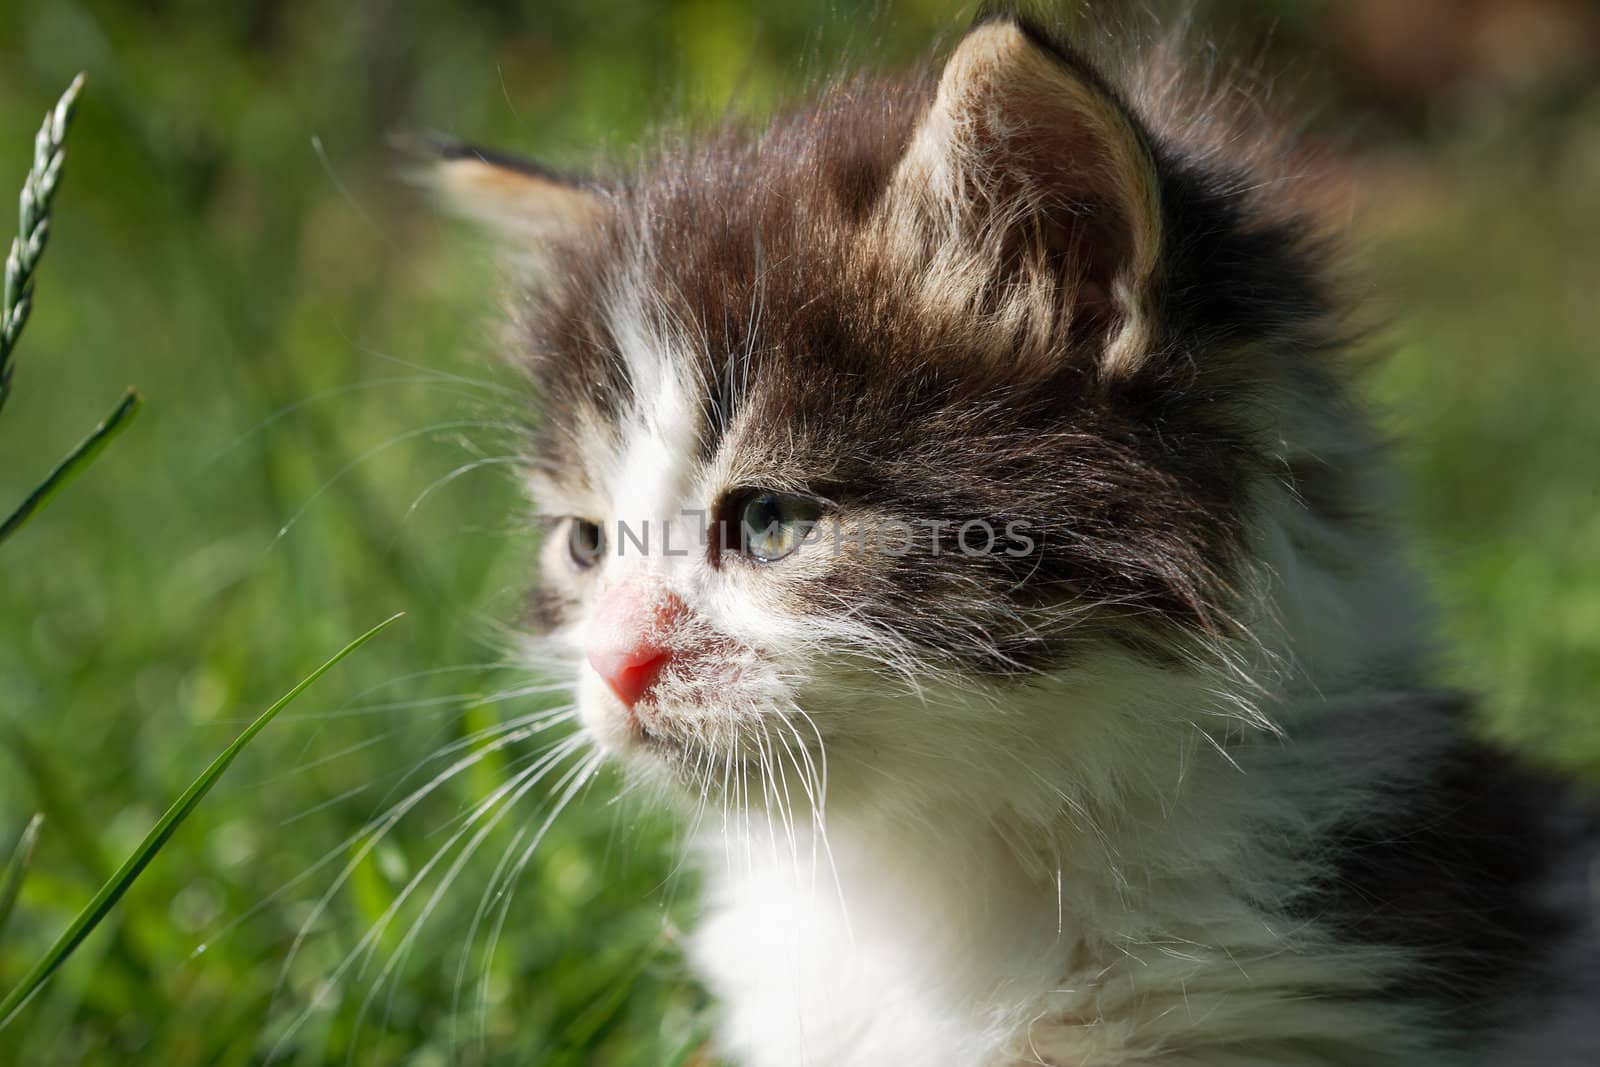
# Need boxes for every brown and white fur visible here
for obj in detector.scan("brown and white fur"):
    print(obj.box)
[432,14,1600,1065]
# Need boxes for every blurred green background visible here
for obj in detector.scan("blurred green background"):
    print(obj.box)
[1,0,1596,1063]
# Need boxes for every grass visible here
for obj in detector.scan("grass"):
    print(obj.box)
[0,70,144,548]
[0,386,139,545]
[0,2,1597,1065]
[0,815,44,944]
[0,613,403,1031]
[1365,118,1600,770]
[0,73,83,410]
[0,68,391,1047]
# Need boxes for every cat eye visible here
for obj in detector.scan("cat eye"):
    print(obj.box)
[567,517,605,570]
[730,491,823,564]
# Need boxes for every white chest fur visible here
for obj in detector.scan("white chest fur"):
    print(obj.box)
[691,825,1034,1067]
[686,733,1456,1067]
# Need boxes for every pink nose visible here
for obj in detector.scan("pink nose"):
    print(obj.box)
[586,583,686,709]
[588,641,672,709]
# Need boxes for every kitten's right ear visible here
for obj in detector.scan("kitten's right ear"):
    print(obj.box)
[400,134,606,245]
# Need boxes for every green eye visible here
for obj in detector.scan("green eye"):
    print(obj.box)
[568,517,604,569]
[735,491,822,563]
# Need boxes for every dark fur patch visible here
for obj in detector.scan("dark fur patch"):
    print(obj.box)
[1306,695,1599,1040]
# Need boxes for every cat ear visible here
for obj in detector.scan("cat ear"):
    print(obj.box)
[405,135,606,245]
[883,17,1163,376]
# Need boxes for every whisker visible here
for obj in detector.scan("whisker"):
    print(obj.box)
[394,455,521,532]
[279,782,372,827]
[266,714,563,1020]
[272,733,589,1060]
[210,377,508,467]
[471,751,604,1044]
[351,738,595,1050]
[268,419,519,548]
[360,706,577,836]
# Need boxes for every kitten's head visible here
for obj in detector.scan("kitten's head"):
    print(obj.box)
[439,17,1382,804]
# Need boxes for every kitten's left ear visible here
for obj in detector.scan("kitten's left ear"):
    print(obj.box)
[884,17,1163,376]
[403,135,606,246]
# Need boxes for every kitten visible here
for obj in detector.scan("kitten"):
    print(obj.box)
[432,14,1599,1066]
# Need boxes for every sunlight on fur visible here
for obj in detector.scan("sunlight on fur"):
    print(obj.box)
[427,12,1599,1067]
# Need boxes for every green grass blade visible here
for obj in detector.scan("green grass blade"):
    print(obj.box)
[0,387,140,546]
[0,72,85,412]
[0,814,45,941]
[0,612,405,1029]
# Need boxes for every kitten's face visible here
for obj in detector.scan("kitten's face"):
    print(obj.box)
[445,20,1332,792]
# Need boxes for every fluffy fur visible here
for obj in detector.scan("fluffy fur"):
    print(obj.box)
[438,13,1599,1065]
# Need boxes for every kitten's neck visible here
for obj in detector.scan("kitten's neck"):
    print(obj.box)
[692,686,1447,1066]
